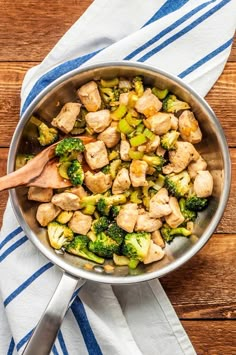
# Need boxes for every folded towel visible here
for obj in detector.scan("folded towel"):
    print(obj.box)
[0,1,235,354]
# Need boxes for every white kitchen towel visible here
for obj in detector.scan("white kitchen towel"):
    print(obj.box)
[0,1,235,354]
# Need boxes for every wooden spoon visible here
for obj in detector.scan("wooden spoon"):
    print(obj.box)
[0,136,94,192]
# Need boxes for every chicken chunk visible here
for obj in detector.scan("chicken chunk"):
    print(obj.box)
[130,160,148,187]
[120,140,131,161]
[135,209,162,232]
[84,140,109,170]
[165,197,184,228]
[51,102,81,134]
[149,188,172,218]
[119,92,129,106]
[162,141,199,174]
[145,135,160,153]
[143,240,165,264]
[116,203,138,233]
[170,114,178,130]
[97,123,120,148]
[112,168,131,195]
[188,156,207,179]
[145,112,172,135]
[36,202,61,227]
[194,170,213,197]
[151,230,165,248]
[135,88,162,117]
[85,171,112,194]
[178,110,202,144]
[68,211,92,235]
[156,145,166,157]
[51,192,81,211]
[28,187,53,202]
[85,109,111,133]
[77,81,101,112]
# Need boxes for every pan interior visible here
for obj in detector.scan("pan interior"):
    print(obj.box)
[9,63,229,283]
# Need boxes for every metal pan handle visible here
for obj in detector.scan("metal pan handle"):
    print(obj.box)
[22,272,86,355]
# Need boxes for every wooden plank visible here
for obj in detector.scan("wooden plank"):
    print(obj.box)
[182,320,236,355]
[0,1,235,62]
[0,62,236,147]
[0,0,93,61]
[161,234,236,319]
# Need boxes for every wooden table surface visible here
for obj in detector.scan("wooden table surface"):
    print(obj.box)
[0,1,235,354]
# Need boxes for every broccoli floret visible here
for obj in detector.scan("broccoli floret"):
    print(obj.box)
[67,160,84,186]
[142,154,165,172]
[179,198,197,222]
[88,232,120,258]
[165,171,191,198]
[92,216,110,235]
[37,122,58,146]
[162,94,190,113]
[55,137,85,162]
[101,165,111,174]
[47,222,74,250]
[122,232,151,269]
[107,223,126,245]
[185,195,208,211]
[66,235,105,264]
[160,130,180,150]
[133,76,144,97]
[160,224,191,244]
[109,205,121,219]
[99,87,120,104]
[56,211,73,224]
[97,194,127,216]
[80,194,103,207]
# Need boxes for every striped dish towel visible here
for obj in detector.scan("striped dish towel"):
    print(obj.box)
[0,1,235,354]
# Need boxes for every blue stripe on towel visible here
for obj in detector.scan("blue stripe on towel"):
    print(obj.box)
[71,297,102,355]
[144,0,190,26]
[16,329,34,351]
[21,48,103,114]
[179,37,233,78]
[58,330,69,355]
[52,345,59,355]
[4,262,53,307]
[125,0,216,60]
[138,0,230,62]
[0,226,23,250]
[7,338,15,355]
[0,236,28,263]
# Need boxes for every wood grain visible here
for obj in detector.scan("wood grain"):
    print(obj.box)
[0,1,235,352]
[0,0,92,61]
[0,62,236,147]
[182,321,236,355]
[161,234,236,319]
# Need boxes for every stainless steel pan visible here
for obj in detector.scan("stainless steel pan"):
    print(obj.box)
[7,62,231,354]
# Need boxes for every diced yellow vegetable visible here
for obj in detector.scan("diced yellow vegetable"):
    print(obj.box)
[100,78,119,88]
[130,189,142,204]
[130,134,147,147]
[56,211,73,224]
[113,254,130,266]
[125,112,142,127]
[118,119,135,135]
[128,91,139,108]
[152,174,165,191]
[82,205,96,215]
[110,159,122,179]
[143,128,156,141]
[109,150,120,161]
[152,87,169,99]
[58,162,71,179]
[110,104,127,120]
[128,149,144,160]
